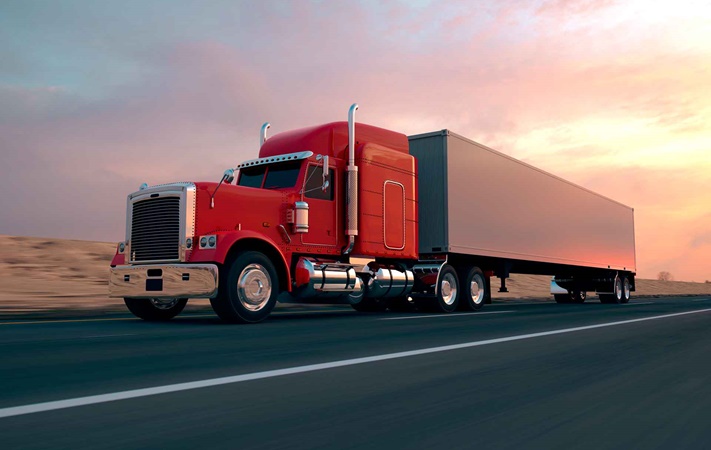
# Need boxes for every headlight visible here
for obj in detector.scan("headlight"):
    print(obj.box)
[199,235,216,249]
[118,242,125,253]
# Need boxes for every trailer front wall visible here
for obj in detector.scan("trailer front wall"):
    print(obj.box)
[409,131,636,273]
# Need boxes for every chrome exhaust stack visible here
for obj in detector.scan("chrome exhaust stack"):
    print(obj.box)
[260,122,271,147]
[343,103,359,255]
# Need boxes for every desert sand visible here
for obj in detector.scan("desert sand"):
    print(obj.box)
[1,235,708,316]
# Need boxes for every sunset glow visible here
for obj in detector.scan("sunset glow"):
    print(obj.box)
[0,0,709,281]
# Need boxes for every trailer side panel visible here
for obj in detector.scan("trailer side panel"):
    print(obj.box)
[409,131,636,272]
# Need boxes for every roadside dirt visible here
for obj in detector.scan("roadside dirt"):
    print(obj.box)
[1,235,708,316]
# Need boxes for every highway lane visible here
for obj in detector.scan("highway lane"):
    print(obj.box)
[0,297,710,449]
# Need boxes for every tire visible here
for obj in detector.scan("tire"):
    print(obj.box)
[599,275,623,304]
[351,297,388,312]
[210,251,279,323]
[621,275,631,303]
[416,264,459,313]
[460,267,486,311]
[570,290,586,304]
[124,297,187,321]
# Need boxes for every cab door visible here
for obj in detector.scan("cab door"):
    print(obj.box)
[301,163,337,247]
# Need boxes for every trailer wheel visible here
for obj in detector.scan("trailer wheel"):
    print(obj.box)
[599,275,624,304]
[124,298,187,321]
[621,275,631,303]
[210,251,278,323]
[460,267,486,311]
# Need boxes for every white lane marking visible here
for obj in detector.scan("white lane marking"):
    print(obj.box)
[623,302,655,306]
[692,298,711,302]
[1,308,709,420]
[380,311,515,321]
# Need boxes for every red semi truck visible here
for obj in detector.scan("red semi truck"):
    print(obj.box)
[109,104,636,322]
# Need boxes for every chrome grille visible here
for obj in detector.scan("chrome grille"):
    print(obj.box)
[130,197,181,262]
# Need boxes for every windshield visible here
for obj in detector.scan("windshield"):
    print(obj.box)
[237,161,301,189]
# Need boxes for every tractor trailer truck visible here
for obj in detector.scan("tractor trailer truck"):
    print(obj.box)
[109,104,636,322]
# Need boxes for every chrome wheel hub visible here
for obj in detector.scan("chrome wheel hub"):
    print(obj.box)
[237,264,272,311]
[470,275,485,305]
[149,298,179,310]
[440,273,457,306]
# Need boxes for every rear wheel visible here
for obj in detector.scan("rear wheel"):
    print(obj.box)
[416,265,459,313]
[210,251,279,323]
[124,297,187,321]
[621,275,631,303]
[570,290,586,304]
[460,267,486,311]
[599,275,624,304]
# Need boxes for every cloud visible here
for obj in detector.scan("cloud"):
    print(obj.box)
[0,1,709,281]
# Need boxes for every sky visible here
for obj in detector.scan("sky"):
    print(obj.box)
[0,0,709,281]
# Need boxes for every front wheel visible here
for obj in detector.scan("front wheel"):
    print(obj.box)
[210,251,279,323]
[124,298,187,321]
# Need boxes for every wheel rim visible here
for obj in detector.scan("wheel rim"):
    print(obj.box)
[615,277,623,300]
[149,298,179,310]
[440,273,457,306]
[623,278,630,300]
[470,274,485,305]
[237,264,272,312]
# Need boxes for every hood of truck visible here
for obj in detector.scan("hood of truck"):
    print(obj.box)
[192,181,296,239]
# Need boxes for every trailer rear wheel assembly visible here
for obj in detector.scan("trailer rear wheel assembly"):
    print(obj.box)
[210,251,279,323]
[460,267,486,311]
[124,297,187,321]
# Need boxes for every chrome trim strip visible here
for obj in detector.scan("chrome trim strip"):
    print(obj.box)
[383,180,406,251]
[235,151,313,170]
[109,264,219,299]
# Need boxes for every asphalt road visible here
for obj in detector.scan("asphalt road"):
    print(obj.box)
[1,296,710,449]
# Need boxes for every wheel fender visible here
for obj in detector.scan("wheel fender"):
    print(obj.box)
[190,231,291,292]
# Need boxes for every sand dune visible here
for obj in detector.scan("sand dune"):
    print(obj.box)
[1,235,708,315]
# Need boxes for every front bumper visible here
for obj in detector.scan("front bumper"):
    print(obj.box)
[109,264,219,299]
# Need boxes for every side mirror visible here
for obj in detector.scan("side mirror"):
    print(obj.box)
[322,155,329,191]
[223,168,235,184]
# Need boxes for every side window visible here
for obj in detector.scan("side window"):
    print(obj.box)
[263,161,301,189]
[304,165,333,200]
[238,166,266,188]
